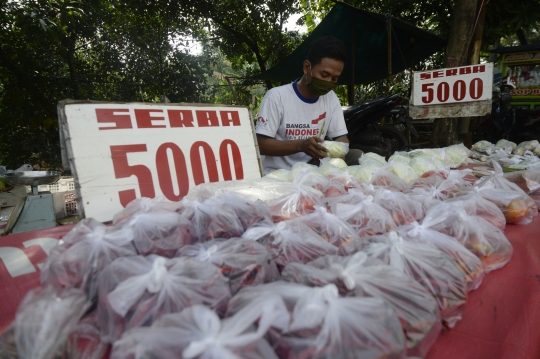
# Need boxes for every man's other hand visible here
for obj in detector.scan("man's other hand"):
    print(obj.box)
[298,137,328,160]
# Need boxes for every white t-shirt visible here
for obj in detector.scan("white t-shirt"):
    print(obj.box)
[255,80,348,175]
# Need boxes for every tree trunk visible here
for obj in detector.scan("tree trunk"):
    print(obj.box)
[429,0,480,148]
[516,29,528,45]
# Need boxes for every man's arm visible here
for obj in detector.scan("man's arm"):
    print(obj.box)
[257,135,328,160]
[334,135,349,144]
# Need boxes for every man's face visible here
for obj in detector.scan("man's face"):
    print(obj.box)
[304,57,345,83]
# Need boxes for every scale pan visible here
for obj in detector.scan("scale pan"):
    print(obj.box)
[5,171,62,186]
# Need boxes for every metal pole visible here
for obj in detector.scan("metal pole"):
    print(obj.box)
[348,14,356,106]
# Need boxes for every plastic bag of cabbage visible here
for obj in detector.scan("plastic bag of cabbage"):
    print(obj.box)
[319,141,349,158]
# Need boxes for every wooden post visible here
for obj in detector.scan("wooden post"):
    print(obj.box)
[387,16,392,95]
[348,14,356,106]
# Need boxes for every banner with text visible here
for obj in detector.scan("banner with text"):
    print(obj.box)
[412,63,493,107]
[58,101,261,222]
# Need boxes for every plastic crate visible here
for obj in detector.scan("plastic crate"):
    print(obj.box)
[53,191,78,219]
[26,176,75,194]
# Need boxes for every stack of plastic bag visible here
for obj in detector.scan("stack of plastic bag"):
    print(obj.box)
[96,255,231,343]
[370,166,408,191]
[14,286,89,359]
[474,162,538,224]
[40,218,138,301]
[114,211,198,257]
[396,221,485,291]
[241,220,338,271]
[267,184,324,222]
[111,295,290,359]
[178,197,244,241]
[112,196,182,225]
[422,202,513,272]
[373,188,425,226]
[227,282,407,359]
[340,232,468,328]
[176,238,279,294]
[331,195,397,237]
[293,205,361,247]
[281,253,441,357]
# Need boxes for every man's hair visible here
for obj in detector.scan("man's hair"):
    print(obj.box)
[307,36,347,66]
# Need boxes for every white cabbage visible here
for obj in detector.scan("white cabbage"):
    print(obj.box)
[388,162,418,183]
[320,141,349,158]
[388,152,410,164]
[444,143,470,168]
[409,154,446,177]
[354,162,382,182]
[359,152,387,166]
[264,169,290,181]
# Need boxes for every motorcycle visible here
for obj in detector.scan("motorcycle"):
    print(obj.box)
[343,94,419,157]
[474,78,540,144]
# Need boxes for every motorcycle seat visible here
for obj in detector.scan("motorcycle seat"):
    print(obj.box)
[342,94,401,117]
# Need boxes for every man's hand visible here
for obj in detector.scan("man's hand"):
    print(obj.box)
[298,137,328,160]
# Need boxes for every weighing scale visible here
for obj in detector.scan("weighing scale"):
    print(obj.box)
[4,171,61,234]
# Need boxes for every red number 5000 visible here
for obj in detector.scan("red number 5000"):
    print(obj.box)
[421,78,483,104]
[110,140,243,206]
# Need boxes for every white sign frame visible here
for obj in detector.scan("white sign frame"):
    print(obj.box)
[412,63,493,106]
[58,100,262,222]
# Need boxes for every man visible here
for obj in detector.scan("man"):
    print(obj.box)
[255,36,362,175]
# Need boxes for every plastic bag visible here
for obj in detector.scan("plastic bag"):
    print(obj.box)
[242,220,338,271]
[65,313,109,359]
[229,282,406,359]
[281,253,441,357]
[502,169,540,204]
[472,140,494,154]
[323,170,369,197]
[342,232,468,328]
[294,205,361,247]
[397,221,485,291]
[111,295,289,359]
[444,143,470,168]
[359,152,387,166]
[269,285,406,359]
[351,161,384,182]
[176,238,279,294]
[40,218,137,301]
[178,197,244,241]
[331,196,397,237]
[208,192,273,231]
[96,255,231,343]
[318,158,347,174]
[514,140,540,155]
[289,165,330,192]
[475,161,538,224]
[289,162,319,181]
[409,154,448,177]
[14,286,89,359]
[470,149,489,162]
[494,139,517,152]
[388,152,410,165]
[267,186,324,222]
[115,211,197,257]
[444,191,506,230]
[264,169,290,181]
[323,187,376,210]
[112,196,181,225]
[373,188,425,226]
[370,166,408,191]
[320,141,349,158]
[405,171,473,209]
[187,178,321,203]
[422,202,513,273]
[387,161,418,184]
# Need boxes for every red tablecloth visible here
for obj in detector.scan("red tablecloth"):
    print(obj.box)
[427,215,540,359]
[1,218,540,358]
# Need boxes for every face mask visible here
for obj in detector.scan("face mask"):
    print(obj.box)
[307,64,338,96]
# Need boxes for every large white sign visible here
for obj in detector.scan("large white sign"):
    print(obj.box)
[412,63,493,106]
[58,101,262,222]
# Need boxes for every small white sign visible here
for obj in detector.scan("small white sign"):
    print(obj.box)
[412,63,493,106]
[58,101,262,222]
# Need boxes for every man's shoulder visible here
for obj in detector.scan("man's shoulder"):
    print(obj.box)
[264,83,294,98]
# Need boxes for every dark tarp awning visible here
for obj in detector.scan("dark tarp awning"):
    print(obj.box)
[252,1,446,86]
[489,43,540,54]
